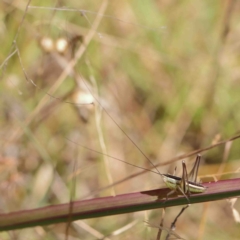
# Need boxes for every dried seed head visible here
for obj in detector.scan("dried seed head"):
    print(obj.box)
[55,38,68,54]
[40,37,54,53]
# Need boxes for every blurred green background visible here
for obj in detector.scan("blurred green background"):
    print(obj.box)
[0,0,240,239]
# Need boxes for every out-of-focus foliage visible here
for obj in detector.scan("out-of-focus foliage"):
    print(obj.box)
[0,0,240,239]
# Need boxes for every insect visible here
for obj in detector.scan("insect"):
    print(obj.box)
[68,138,206,203]
[70,78,207,203]
[162,154,207,202]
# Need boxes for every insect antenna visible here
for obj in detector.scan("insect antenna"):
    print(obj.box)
[78,75,164,178]
[65,137,159,175]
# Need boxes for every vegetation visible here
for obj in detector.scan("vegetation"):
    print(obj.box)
[0,0,240,239]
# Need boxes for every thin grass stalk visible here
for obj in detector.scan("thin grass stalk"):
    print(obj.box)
[0,178,240,231]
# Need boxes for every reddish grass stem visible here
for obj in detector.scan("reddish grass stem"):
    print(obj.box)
[0,178,240,231]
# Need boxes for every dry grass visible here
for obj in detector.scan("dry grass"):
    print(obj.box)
[1,0,240,239]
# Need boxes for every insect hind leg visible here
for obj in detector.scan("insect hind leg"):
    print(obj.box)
[163,188,178,203]
[177,185,190,203]
[162,187,190,204]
